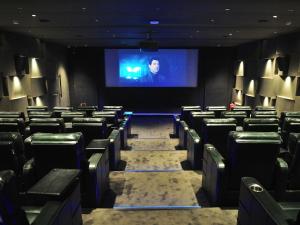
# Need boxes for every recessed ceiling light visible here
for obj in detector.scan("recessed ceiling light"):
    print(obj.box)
[95,18,99,22]
[210,19,215,23]
[217,44,221,47]
[273,31,278,34]
[288,9,295,12]
[82,7,86,10]
[225,8,231,11]
[228,33,233,36]
[196,30,200,33]
[150,20,159,25]
[273,15,278,19]
[12,20,19,25]
[32,14,37,18]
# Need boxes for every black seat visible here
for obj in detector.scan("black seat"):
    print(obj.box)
[237,177,300,225]
[189,111,215,135]
[221,111,247,126]
[77,106,98,117]
[0,170,80,225]
[92,111,119,126]
[0,118,25,136]
[282,118,300,148]
[27,106,48,115]
[0,132,26,189]
[232,106,252,117]
[29,118,65,134]
[72,117,107,146]
[180,106,201,125]
[252,110,277,118]
[61,111,86,123]
[205,106,227,118]
[102,106,124,118]
[280,112,300,130]
[243,118,279,132]
[0,111,26,121]
[202,118,236,158]
[24,132,107,207]
[28,111,53,119]
[202,131,285,206]
[53,106,73,118]
[186,129,202,169]
[255,106,276,111]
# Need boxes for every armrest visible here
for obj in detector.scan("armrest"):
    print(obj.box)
[238,177,290,225]
[23,158,36,191]
[274,157,289,201]
[32,201,71,225]
[202,144,226,206]
[86,153,103,207]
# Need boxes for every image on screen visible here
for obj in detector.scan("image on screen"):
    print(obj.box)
[105,49,198,87]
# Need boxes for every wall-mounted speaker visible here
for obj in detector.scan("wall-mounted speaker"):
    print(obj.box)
[276,56,290,75]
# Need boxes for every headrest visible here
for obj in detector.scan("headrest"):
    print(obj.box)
[221,111,247,117]
[61,111,86,117]
[203,118,237,125]
[93,111,117,116]
[30,118,64,124]
[205,106,227,111]
[0,112,25,120]
[255,106,276,111]
[232,106,252,111]
[30,132,83,145]
[229,131,281,144]
[284,118,300,124]
[28,111,53,117]
[181,106,201,111]
[53,106,73,111]
[77,106,98,110]
[191,111,215,117]
[27,106,48,111]
[103,106,123,110]
[0,118,24,124]
[72,118,106,123]
[244,118,279,124]
[253,111,277,115]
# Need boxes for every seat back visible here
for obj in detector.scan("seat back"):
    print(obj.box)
[28,111,53,119]
[232,106,252,117]
[202,118,236,157]
[0,170,29,225]
[255,106,276,111]
[227,132,281,190]
[0,132,25,175]
[180,106,201,124]
[243,118,279,132]
[189,111,215,134]
[221,111,247,126]
[72,118,107,145]
[53,106,73,117]
[287,133,300,189]
[103,106,124,118]
[0,111,25,121]
[92,111,118,125]
[29,118,65,134]
[27,106,48,115]
[61,111,86,122]
[0,118,25,135]
[251,111,277,118]
[282,118,300,147]
[205,106,227,117]
[77,106,98,117]
[29,133,85,179]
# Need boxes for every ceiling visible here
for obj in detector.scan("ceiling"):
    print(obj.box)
[0,0,300,47]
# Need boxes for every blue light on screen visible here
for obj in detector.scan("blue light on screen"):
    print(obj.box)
[119,57,148,80]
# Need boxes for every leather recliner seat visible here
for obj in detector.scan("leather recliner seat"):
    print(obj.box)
[0,111,26,121]
[232,106,252,117]
[282,118,300,148]
[92,111,119,126]
[102,106,124,119]
[205,106,227,118]
[28,111,53,119]
[189,111,215,136]
[280,111,300,129]
[251,110,277,118]
[24,132,107,207]
[255,106,276,111]
[221,111,248,126]
[27,106,48,115]
[202,118,237,158]
[0,170,80,225]
[180,106,201,125]
[61,111,86,123]
[77,106,98,117]
[72,117,108,146]
[202,131,285,206]
[52,106,73,118]
[0,118,25,136]
[29,118,65,134]
[237,177,300,225]
[243,118,279,132]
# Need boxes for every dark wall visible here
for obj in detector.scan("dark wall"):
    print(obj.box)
[68,47,235,112]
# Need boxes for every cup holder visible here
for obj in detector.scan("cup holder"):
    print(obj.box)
[250,184,264,193]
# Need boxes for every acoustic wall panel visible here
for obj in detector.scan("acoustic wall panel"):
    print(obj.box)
[258,77,275,97]
[235,76,243,90]
[276,96,294,115]
[30,77,47,97]
[6,76,27,100]
[277,76,297,100]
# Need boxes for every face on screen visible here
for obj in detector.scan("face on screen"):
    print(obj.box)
[149,59,160,74]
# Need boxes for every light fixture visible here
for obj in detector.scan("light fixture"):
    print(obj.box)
[82,7,86,10]
[228,33,233,36]
[273,31,278,34]
[13,20,19,25]
[196,30,200,33]
[32,14,36,17]
[288,9,295,12]
[273,15,278,19]
[225,8,231,11]
[210,19,215,22]
[95,18,99,22]
[149,20,159,25]
[285,21,292,26]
